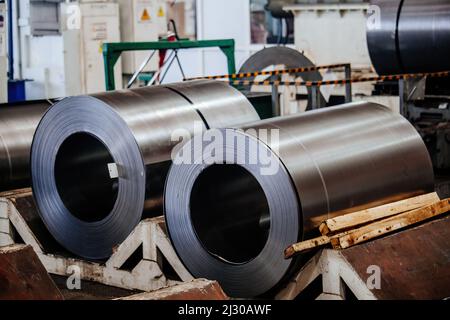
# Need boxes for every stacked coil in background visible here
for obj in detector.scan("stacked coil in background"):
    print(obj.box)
[165,102,435,298]
[31,80,260,260]
[367,0,450,75]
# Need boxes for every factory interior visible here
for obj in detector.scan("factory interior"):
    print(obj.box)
[0,0,450,305]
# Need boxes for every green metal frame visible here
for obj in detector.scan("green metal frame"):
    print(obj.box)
[102,39,236,91]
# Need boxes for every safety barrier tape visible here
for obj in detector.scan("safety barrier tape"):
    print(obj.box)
[185,63,350,81]
[227,71,450,87]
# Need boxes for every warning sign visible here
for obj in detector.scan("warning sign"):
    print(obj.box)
[141,9,151,21]
[157,6,165,17]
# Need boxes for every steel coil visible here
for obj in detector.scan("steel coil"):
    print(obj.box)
[31,80,260,259]
[239,46,326,109]
[367,0,450,75]
[0,101,52,192]
[165,102,434,297]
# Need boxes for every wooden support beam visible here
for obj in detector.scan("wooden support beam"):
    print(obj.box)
[285,197,450,258]
[336,199,450,249]
[319,192,440,235]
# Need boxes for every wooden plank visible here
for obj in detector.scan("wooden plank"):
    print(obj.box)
[285,236,330,258]
[319,192,440,235]
[0,188,32,198]
[286,198,450,258]
[337,199,450,249]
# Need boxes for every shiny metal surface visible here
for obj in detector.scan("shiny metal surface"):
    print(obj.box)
[366,0,403,75]
[165,102,434,297]
[0,101,51,191]
[239,47,326,109]
[367,0,450,75]
[31,80,259,259]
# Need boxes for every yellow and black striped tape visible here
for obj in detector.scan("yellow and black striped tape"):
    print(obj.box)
[228,71,450,87]
[186,63,349,81]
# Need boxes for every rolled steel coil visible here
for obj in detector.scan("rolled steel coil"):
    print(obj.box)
[239,46,326,109]
[31,80,260,260]
[165,102,434,297]
[367,0,450,75]
[0,100,52,192]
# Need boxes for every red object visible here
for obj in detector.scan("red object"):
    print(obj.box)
[158,33,178,70]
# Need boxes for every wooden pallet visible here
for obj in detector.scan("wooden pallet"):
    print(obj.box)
[0,189,194,293]
[285,192,449,258]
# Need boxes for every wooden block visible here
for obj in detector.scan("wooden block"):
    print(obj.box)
[117,279,228,300]
[337,199,450,249]
[320,193,440,235]
[0,245,63,300]
[0,188,32,198]
[285,236,330,258]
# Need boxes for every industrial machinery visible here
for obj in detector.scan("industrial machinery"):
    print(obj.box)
[31,80,260,259]
[102,38,237,91]
[286,1,371,70]
[118,0,168,76]
[367,0,450,170]
[239,46,326,115]
[17,0,122,99]
[165,102,434,298]
[60,0,122,95]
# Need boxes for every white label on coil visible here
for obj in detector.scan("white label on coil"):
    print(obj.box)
[108,163,119,179]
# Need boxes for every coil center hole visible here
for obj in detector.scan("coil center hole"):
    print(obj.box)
[54,133,119,223]
[190,164,270,264]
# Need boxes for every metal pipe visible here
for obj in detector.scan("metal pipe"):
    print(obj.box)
[126,50,157,88]
[367,0,450,75]
[165,102,435,297]
[0,100,51,191]
[31,80,260,260]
